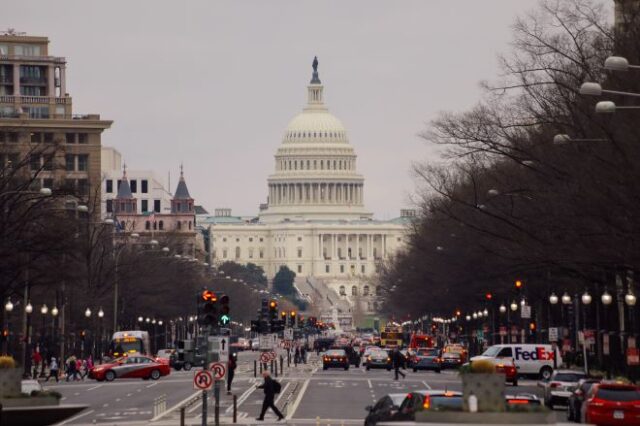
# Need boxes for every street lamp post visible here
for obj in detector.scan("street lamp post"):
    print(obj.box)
[23,301,33,378]
[3,299,13,355]
[98,308,104,361]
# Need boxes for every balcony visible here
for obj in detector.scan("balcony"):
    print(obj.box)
[0,54,65,64]
[0,95,71,104]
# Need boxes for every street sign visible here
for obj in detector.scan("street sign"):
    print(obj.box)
[210,362,226,380]
[259,334,275,350]
[549,327,558,342]
[520,305,531,319]
[284,328,293,340]
[208,336,229,363]
[260,351,277,363]
[627,348,640,366]
[194,370,213,390]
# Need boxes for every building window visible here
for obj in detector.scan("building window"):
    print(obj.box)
[177,221,181,230]
[154,199,161,212]
[30,132,41,143]
[352,286,358,296]
[30,154,40,171]
[188,221,192,230]
[222,238,227,242]
[65,154,74,171]
[141,179,148,193]
[361,265,365,274]
[130,179,137,193]
[363,285,370,296]
[77,154,88,171]
[248,248,254,259]
[222,249,228,259]
[339,285,346,296]
[249,237,253,242]
[106,179,113,193]
[297,236,302,241]
[141,199,148,212]
[325,265,330,273]
[43,133,53,143]
[77,179,88,196]
[259,249,264,259]
[340,265,345,273]
[78,133,88,144]
[297,248,302,258]
[236,238,240,242]
[235,247,241,259]
[159,221,164,230]
[145,221,151,230]
[259,238,264,242]
[66,133,75,144]
[153,221,157,230]
[106,199,113,213]
[297,265,302,273]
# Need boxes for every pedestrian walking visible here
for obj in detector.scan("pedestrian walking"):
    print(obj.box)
[227,353,237,395]
[392,348,405,380]
[45,357,59,382]
[31,349,42,379]
[255,371,284,421]
[301,345,307,364]
[66,355,79,381]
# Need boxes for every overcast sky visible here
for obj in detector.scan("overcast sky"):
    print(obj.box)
[4,0,539,218]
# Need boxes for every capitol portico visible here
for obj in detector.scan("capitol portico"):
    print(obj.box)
[199,58,411,320]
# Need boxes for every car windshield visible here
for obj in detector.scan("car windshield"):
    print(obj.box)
[326,350,346,356]
[597,387,640,401]
[389,394,406,406]
[554,373,586,382]
[481,346,501,357]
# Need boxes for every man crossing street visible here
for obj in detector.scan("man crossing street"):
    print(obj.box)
[256,371,284,421]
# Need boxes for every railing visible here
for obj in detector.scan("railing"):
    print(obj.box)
[0,54,65,63]
[0,75,12,84]
[0,95,71,104]
[152,394,167,418]
[20,77,46,85]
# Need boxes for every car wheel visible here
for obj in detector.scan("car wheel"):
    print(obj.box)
[366,366,370,371]
[386,367,391,371]
[105,370,116,382]
[540,366,553,381]
[150,369,161,380]
[183,362,192,371]
[413,368,417,373]
[435,369,441,374]
[323,366,327,370]
[512,379,518,387]
[344,366,349,371]
[174,365,182,371]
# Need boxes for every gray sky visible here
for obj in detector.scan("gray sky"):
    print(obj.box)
[4,0,538,218]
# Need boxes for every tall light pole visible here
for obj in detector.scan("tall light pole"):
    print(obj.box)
[3,299,13,355]
[23,301,33,378]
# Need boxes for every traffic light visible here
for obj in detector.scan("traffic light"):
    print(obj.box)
[268,300,278,321]
[485,293,493,300]
[219,294,230,325]
[515,280,523,289]
[289,310,297,327]
[198,289,218,326]
[260,299,269,319]
[280,311,287,327]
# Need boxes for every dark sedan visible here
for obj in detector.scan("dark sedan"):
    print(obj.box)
[322,349,349,370]
[365,349,392,370]
[411,348,442,373]
[364,393,406,426]
[393,390,463,421]
[567,378,600,422]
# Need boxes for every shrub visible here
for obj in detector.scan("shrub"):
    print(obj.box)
[470,359,496,374]
[0,356,17,369]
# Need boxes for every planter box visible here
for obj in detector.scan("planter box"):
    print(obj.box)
[1,395,59,407]
[0,368,22,398]
[415,410,555,424]
[461,373,505,412]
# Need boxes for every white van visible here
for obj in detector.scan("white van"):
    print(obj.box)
[471,344,560,380]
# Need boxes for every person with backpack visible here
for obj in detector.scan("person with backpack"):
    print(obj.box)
[45,357,59,382]
[256,371,284,421]
[227,353,237,395]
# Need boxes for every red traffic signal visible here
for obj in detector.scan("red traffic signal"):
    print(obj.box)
[202,290,217,302]
[485,293,493,300]
[515,280,523,289]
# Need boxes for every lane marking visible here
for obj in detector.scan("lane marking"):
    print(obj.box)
[286,378,309,420]
[55,409,95,425]
[227,383,258,414]
[275,381,291,405]
[146,382,158,388]
[87,384,102,391]
[422,381,431,389]
[367,380,372,389]
[150,390,201,422]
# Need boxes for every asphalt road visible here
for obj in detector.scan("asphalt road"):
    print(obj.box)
[47,351,566,425]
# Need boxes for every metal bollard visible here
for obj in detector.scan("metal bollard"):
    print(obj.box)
[254,360,257,378]
[280,355,284,374]
[270,359,274,373]
[180,407,186,426]
[233,394,237,423]
[259,361,263,374]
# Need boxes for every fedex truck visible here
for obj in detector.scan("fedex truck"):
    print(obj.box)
[471,344,561,380]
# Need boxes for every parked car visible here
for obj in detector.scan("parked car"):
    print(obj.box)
[567,378,601,422]
[251,340,259,351]
[155,348,174,365]
[540,370,588,407]
[581,382,640,425]
[505,393,542,409]
[322,349,350,370]
[364,393,406,426]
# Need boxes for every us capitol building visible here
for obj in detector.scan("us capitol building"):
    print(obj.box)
[199,58,413,323]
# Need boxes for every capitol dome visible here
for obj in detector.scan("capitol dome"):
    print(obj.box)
[259,57,372,223]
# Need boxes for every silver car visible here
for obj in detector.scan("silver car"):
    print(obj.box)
[540,370,588,407]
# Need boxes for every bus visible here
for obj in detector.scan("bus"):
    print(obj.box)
[380,326,404,348]
[108,331,150,358]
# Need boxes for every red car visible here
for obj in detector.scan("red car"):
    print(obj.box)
[495,360,518,386]
[582,382,640,425]
[89,356,171,382]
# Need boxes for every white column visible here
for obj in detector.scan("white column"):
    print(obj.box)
[60,66,67,96]
[356,234,360,261]
[47,65,55,97]
[332,234,337,259]
[382,235,387,258]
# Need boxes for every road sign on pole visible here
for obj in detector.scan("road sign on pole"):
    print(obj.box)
[549,327,558,342]
[520,305,531,319]
[208,336,229,363]
[259,334,275,350]
[284,328,293,340]
[194,370,213,390]
[210,362,226,380]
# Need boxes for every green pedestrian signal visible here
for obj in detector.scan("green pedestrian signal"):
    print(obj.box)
[220,314,230,325]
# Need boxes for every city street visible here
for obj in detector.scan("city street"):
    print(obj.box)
[47,351,561,425]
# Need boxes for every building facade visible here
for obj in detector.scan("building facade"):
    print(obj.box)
[0,32,111,209]
[200,59,411,316]
[101,146,173,219]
